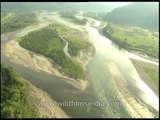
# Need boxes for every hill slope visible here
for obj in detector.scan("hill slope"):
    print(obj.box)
[104,2,159,31]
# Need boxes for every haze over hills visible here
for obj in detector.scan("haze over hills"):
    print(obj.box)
[1,2,129,12]
[104,2,159,31]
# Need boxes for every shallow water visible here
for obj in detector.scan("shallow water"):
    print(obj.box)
[1,11,159,117]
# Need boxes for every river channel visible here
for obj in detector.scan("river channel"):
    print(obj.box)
[1,11,159,118]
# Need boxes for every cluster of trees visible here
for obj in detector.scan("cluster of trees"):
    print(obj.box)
[1,64,38,118]
[102,23,158,58]
[1,11,36,33]
[19,27,85,79]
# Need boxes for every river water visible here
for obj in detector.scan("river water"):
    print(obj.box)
[85,22,159,109]
[1,11,159,118]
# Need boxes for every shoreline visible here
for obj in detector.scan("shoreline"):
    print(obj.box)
[106,62,156,118]
[23,78,70,118]
[4,36,94,91]
[126,50,159,64]
[130,58,159,97]
[2,11,95,92]
[98,25,159,65]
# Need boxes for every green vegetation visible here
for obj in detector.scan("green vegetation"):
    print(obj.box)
[72,18,87,26]
[102,23,159,58]
[50,23,91,56]
[144,67,158,85]
[59,11,87,25]
[59,11,77,19]
[1,12,15,23]
[1,64,38,118]
[131,59,159,96]
[104,2,158,31]
[1,11,37,34]
[19,26,86,79]
[67,38,90,56]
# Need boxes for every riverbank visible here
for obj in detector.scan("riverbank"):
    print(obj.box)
[4,37,94,90]
[24,78,69,118]
[2,10,158,118]
[100,23,158,58]
[126,50,159,64]
[1,64,69,118]
[130,59,159,97]
[2,11,95,91]
[106,62,156,118]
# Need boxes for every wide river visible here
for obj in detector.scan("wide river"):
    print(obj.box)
[1,11,159,118]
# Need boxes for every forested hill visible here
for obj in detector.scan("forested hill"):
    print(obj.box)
[104,2,159,31]
[1,2,117,12]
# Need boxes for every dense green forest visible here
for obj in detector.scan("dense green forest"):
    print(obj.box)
[1,11,36,33]
[104,2,158,31]
[101,23,159,58]
[1,64,38,118]
[19,26,85,79]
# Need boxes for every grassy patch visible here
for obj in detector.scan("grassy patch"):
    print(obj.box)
[143,65,158,86]
[19,26,85,79]
[101,23,159,58]
[50,23,91,56]
[130,59,159,96]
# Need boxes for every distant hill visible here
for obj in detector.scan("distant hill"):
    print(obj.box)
[104,2,159,31]
[1,2,118,12]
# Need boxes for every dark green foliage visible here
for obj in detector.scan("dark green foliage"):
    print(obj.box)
[19,27,84,79]
[1,12,36,33]
[1,65,38,118]
[104,2,158,31]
